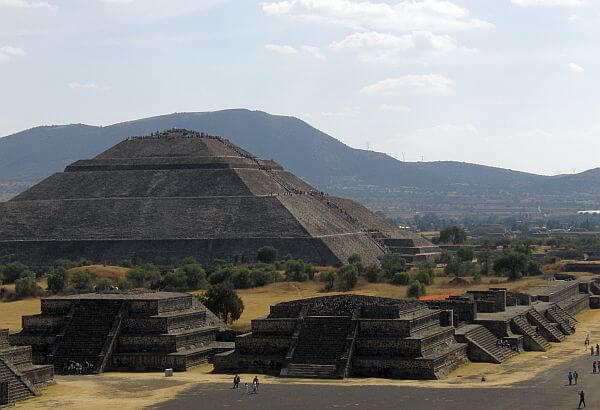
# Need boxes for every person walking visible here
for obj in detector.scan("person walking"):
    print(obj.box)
[253,376,260,392]
[574,370,579,385]
[596,344,599,356]
[578,390,586,408]
[585,333,590,348]
[568,372,573,385]
[591,346,594,356]
[593,361,597,374]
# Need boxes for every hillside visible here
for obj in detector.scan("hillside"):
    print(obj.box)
[1,109,598,217]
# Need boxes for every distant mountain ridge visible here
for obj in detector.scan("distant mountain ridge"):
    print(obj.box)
[1,109,598,217]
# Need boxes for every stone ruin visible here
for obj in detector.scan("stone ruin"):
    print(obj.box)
[9,292,232,375]
[0,328,53,406]
[0,129,439,269]
[216,278,600,379]
[214,295,468,380]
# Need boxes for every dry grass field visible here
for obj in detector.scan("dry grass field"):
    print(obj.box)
[68,264,130,282]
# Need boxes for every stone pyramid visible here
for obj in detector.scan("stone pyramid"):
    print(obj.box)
[0,129,439,268]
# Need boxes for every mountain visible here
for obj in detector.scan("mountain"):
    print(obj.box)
[0,109,598,217]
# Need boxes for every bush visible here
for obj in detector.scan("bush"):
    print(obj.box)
[415,271,432,286]
[320,271,337,291]
[336,265,358,291]
[249,266,278,287]
[379,254,406,279]
[126,264,161,288]
[392,271,410,285]
[180,262,207,290]
[200,282,244,324]
[231,268,252,289]
[436,250,453,264]
[494,251,528,280]
[407,280,426,298]
[71,270,94,293]
[15,274,39,298]
[46,267,68,294]
[162,270,188,291]
[473,273,482,283]
[78,258,93,267]
[208,266,235,285]
[457,247,474,262]
[96,277,114,292]
[1,262,32,283]
[257,246,278,264]
[439,225,467,244]
[285,260,312,282]
[417,262,435,281]
[120,259,133,268]
[348,254,364,273]
[117,277,133,290]
[54,259,79,271]
[363,264,382,283]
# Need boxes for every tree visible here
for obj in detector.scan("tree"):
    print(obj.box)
[494,251,528,280]
[180,262,207,290]
[320,270,337,291]
[363,264,382,283]
[162,270,188,291]
[257,246,278,264]
[71,269,94,293]
[47,266,68,294]
[348,254,364,273]
[379,254,406,279]
[15,274,38,298]
[457,247,474,262]
[416,270,432,286]
[478,249,494,276]
[336,265,358,291]
[1,262,32,283]
[391,272,410,285]
[127,264,161,288]
[439,226,467,245]
[231,268,252,289]
[201,283,244,324]
[407,280,426,298]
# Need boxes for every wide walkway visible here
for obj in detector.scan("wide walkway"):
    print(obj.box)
[155,350,598,410]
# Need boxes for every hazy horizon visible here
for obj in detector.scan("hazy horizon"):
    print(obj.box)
[2,0,599,176]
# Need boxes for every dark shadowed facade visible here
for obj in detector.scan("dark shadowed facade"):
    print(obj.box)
[0,129,439,268]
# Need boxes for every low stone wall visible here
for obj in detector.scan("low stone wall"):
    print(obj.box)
[358,319,411,337]
[473,320,511,338]
[251,318,297,335]
[506,292,532,307]
[213,350,283,375]
[466,289,506,312]
[425,299,476,324]
[236,334,291,355]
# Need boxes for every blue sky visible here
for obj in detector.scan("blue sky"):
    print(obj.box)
[1,0,598,175]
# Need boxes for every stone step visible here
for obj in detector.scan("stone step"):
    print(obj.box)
[512,316,550,351]
[286,364,338,379]
[527,309,565,342]
[461,325,518,363]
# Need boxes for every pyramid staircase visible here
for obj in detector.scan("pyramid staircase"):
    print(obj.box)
[545,305,577,335]
[456,325,518,364]
[50,300,125,374]
[511,316,551,351]
[285,316,352,379]
[0,358,38,406]
[526,309,565,343]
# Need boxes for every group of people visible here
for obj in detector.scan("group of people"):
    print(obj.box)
[62,360,94,375]
[233,375,260,394]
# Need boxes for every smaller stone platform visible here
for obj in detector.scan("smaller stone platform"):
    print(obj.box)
[10,291,232,374]
[0,328,53,406]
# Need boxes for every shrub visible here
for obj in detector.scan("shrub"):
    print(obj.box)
[379,254,406,279]
[391,272,410,285]
[15,274,39,298]
[457,247,474,262]
[285,260,311,282]
[182,256,198,265]
[46,267,68,294]
[320,271,337,291]
[117,277,133,290]
[436,250,453,264]
[54,259,79,271]
[406,280,426,298]
[200,282,244,324]
[127,264,161,288]
[1,262,32,283]
[494,251,528,280]
[96,277,114,292]
[231,268,252,289]
[208,266,235,285]
[257,246,278,264]
[162,270,188,291]
[71,270,93,293]
[180,262,207,290]
[416,271,432,286]
[348,254,364,273]
[363,264,382,283]
[439,225,467,244]
[249,266,278,287]
[473,273,482,283]
[78,258,93,267]
[336,265,358,291]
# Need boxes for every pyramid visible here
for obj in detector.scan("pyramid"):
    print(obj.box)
[0,129,439,268]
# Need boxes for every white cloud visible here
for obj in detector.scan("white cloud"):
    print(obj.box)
[330,30,460,61]
[301,45,326,60]
[68,82,99,89]
[0,46,25,62]
[265,43,297,54]
[380,104,411,112]
[361,74,453,96]
[0,0,53,8]
[568,62,584,73]
[261,0,491,33]
[511,0,586,6]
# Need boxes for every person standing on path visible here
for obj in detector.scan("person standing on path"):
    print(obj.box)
[585,333,590,348]
[568,372,573,385]
[574,370,579,385]
[591,346,594,356]
[596,344,599,356]
[578,390,586,408]
[253,376,260,392]
[593,361,596,374]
